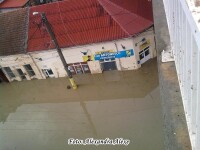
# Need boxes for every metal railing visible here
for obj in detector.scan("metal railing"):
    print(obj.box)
[163,0,200,149]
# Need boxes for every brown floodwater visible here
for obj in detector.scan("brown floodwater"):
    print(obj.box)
[0,58,164,150]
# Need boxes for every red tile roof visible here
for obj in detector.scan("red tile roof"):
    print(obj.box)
[27,0,153,52]
[0,0,28,8]
[109,0,153,21]
[98,0,153,36]
[0,8,28,56]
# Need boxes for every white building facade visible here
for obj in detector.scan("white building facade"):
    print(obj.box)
[32,29,156,78]
[0,29,156,82]
[0,54,43,82]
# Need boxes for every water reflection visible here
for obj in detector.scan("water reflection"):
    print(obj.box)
[0,58,164,150]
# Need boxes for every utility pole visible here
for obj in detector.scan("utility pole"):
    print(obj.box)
[40,13,77,89]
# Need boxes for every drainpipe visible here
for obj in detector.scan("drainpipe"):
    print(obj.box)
[114,42,122,70]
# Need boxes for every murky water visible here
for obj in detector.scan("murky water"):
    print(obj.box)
[0,58,164,150]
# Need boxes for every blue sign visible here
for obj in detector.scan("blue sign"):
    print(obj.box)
[94,49,134,60]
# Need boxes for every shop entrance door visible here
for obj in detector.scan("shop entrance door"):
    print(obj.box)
[16,69,27,80]
[0,68,9,83]
[100,59,117,71]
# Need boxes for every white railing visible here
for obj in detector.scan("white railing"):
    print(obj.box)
[163,0,200,149]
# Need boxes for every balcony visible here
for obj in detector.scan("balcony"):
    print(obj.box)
[162,0,200,149]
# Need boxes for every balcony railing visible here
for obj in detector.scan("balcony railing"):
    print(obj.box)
[163,0,200,149]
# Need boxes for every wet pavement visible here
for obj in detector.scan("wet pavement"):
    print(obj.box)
[0,58,164,150]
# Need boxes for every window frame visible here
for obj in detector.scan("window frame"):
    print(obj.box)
[24,64,36,77]
[3,67,15,79]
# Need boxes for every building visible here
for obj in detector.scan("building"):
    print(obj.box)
[0,0,59,13]
[0,8,43,82]
[0,0,156,82]
[0,0,30,13]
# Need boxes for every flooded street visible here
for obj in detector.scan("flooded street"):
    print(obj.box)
[0,58,164,150]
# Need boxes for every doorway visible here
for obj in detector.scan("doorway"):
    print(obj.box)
[100,59,117,71]
[0,68,9,83]
[16,69,27,80]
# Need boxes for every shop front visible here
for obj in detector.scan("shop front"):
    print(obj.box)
[100,58,117,71]
[68,62,91,75]
[82,49,134,72]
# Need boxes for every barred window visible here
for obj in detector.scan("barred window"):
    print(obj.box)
[3,67,15,78]
[24,64,35,77]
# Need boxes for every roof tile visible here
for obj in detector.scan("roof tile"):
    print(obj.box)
[28,0,130,52]
[0,0,154,54]
[0,0,28,8]
[0,8,28,56]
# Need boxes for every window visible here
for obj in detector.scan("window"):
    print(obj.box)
[47,69,53,75]
[3,67,15,78]
[139,53,145,60]
[75,66,83,74]
[145,49,150,56]
[82,65,90,73]
[16,69,26,80]
[139,50,144,55]
[42,69,54,78]
[139,47,150,60]
[68,62,90,74]
[24,64,35,77]
[143,47,150,56]
[68,66,75,74]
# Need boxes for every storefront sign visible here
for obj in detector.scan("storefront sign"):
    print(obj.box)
[116,49,134,58]
[139,40,150,50]
[82,55,94,62]
[95,51,115,60]
[94,49,134,60]
[82,49,134,62]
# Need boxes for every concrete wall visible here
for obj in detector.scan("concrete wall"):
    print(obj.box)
[153,0,192,149]
[0,54,43,82]
[87,61,102,74]
[30,50,67,78]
